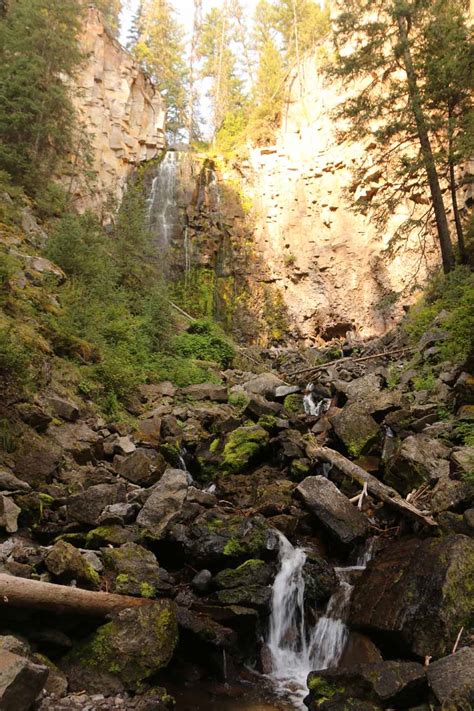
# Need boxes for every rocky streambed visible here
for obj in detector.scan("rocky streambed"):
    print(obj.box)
[0,329,473,710]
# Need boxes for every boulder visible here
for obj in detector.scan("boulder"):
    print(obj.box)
[427,647,474,708]
[136,468,188,539]
[16,404,51,433]
[67,483,127,527]
[50,422,99,464]
[114,448,167,487]
[13,435,61,485]
[216,585,271,608]
[385,434,450,496]
[306,661,427,710]
[303,556,338,604]
[114,436,136,456]
[350,535,474,657]
[454,372,474,406]
[65,602,178,690]
[176,606,235,649]
[44,541,100,589]
[220,425,269,475]
[191,569,212,594]
[214,559,273,589]
[331,404,380,458]
[0,496,21,533]
[46,396,79,422]
[452,446,474,476]
[334,372,383,402]
[296,476,369,545]
[430,476,474,513]
[181,383,228,402]
[0,650,48,711]
[102,542,173,597]
[241,373,286,398]
[136,414,162,447]
[244,393,281,419]
[0,470,30,493]
[274,385,300,399]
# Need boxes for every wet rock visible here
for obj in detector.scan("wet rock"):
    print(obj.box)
[331,404,380,458]
[385,434,450,496]
[102,542,173,597]
[46,396,80,422]
[0,650,48,711]
[216,584,271,608]
[350,535,474,657]
[0,496,21,533]
[176,607,235,648]
[45,540,100,589]
[306,661,427,709]
[427,647,474,708]
[65,602,178,691]
[296,476,369,545]
[339,633,383,668]
[67,483,127,526]
[181,383,228,402]
[136,468,188,539]
[191,569,212,594]
[114,449,166,487]
[303,555,338,604]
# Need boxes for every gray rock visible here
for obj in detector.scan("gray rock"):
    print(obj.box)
[98,503,139,525]
[181,383,228,402]
[464,508,474,529]
[67,483,127,526]
[452,446,474,475]
[242,373,286,398]
[0,470,30,492]
[385,434,450,496]
[245,393,281,418]
[427,647,474,707]
[191,569,212,593]
[454,372,474,406]
[47,396,80,422]
[137,468,188,539]
[334,372,383,401]
[0,650,48,711]
[331,403,380,458]
[0,496,21,533]
[274,385,300,399]
[102,542,173,596]
[186,486,216,507]
[114,436,136,456]
[430,476,474,513]
[114,448,166,487]
[0,637,30,658]
[16,404,51,433]
[296,476,369,545]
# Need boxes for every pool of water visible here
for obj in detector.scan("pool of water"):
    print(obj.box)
[170,680,298,711]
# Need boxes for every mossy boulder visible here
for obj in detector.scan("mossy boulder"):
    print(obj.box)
[331,403,381,458]
[102,542,173,597]
[350,535,474,658]
[214,559,273,589]
[85,525,135,548]
[216,584,271,608]
[65,601,178,690]
[283,393,304,415]
[303,555,338,604]
[220,425,269,474]
[44,540,100,590]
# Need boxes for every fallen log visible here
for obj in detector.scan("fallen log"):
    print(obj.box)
[0,574,156,617]
[287,346,414,378]
[306,442,437,527]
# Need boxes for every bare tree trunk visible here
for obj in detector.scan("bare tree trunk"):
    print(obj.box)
[448,107,467,263]
[187,0,202,143]
[397,14,455,274]
[0,574,155,617]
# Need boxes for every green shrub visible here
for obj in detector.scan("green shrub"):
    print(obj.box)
[172,320,235,368]
[151,353,220,388]
[0,328,31,380]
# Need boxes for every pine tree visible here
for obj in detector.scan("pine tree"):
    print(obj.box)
[421,0,474,263]
[332,0,456,274]
[273,0,330,61]
[129,0,188,141]
[0,0,84,192]
[94,0,122,36]
[187,0,203,143]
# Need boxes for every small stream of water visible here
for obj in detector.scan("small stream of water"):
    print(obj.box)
[267,533,373,708]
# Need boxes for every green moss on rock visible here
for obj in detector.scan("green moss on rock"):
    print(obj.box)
[221,425,269,474]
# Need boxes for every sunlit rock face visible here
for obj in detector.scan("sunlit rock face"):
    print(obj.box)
[245,56,444,343]
[67,8,166,213]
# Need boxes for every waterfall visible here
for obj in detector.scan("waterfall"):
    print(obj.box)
[303,383,331,417]
[147,151,182,252]
[267,533,374,708]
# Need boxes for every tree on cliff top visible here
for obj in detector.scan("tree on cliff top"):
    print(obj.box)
[130,0,188,141]
[94,0,122,36]
[332,0,462,274]
[0,0,84,193]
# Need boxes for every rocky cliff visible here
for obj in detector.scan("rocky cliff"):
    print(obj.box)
[242,55,446,343]
[66,7,166,213]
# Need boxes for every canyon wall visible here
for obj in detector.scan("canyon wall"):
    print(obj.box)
[67,7,166,213]
[241,55,449,343]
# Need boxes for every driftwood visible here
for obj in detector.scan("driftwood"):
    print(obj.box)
[287,346,414,378]
[0,574,156,617]
[306,442,437,527]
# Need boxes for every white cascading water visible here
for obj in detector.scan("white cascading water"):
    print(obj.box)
[303,383,331,418]
[267,533,374,708]
[147,151,182,251]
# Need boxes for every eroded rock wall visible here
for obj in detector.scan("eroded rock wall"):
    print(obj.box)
[67,8,166,213]
[244,56,447,343]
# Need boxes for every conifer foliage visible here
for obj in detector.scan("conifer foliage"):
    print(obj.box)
[0,0,84,193]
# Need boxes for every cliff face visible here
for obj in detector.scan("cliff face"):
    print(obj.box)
[67,8,166,213]
[243,55,448,343]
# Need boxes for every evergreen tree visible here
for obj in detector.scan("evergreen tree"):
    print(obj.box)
[0,0,84,192]
[130,0,188,141]
[94,0,122,36]
[248,37,286,143]
[332,0,456,274]
[273,0,330,61]
[421,0,474,263]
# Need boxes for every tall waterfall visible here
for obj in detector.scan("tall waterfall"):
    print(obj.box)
[267,533,373,708]
[147,150,182,252]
